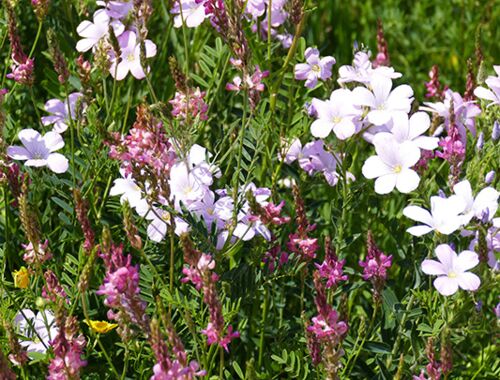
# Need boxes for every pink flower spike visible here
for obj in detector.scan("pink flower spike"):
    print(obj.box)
[421,244,480,296]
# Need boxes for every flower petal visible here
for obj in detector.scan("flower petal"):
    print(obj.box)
[374,174,397,194]
[433,276,458,296]
[435,244,456,270]
[395,168,420,193]
[7,145,31,160]
[310,119,333,138]
[362,156,393,179]
[403,205,433,225]
[421,259,446,275]
[455,250,479,272]
[47,153,69,173]
[406,225,433,236]
[456,272,480,291]
[44,131,65,151]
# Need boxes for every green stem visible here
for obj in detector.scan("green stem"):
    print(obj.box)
[219,346,224,379]
[258,285,269,368]
[386,293,416,368]
[344,303,379,377]
[28,22,43,58]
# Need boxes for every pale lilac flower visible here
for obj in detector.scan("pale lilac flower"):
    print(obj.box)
[294,47,336,89]
[403,195,466,236]
[352,74,414,126]
[310,89,362,139]
[380,112,439,151]
[453,180,499,224]
[41,92,84,133]
[76,9,124,52]
[362,134,420,194]
[245,0,266,19]
[169,162,208,210]
[337,51,402,85]
[467,218,500,271]
[421,89,481,141]
[7,129,69,174]
[96,0,133,20]
[13,309,58,353]
[171,0,209,28]
[474,65,500,107]
[421,244,480,296]
[109,31,157,80]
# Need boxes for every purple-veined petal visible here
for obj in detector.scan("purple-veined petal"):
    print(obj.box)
[7,145,31,160]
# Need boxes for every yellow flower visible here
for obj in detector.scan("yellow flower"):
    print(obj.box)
[12,267,29,289]
[84,320,118,334]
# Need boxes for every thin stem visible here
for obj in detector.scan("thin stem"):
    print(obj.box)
[28,22,43,58]
[80,292,121,379]
[219,346,224,379]
[344,303,379,377]
[258,285,269,368]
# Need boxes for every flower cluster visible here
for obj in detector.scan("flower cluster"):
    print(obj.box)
[359,231,392,299]
[96,244,149,338]
[306,271,348,375]
[181,236,239,352]
[47,314,87,380]
[76,1,157,80]
[282,139,354,187]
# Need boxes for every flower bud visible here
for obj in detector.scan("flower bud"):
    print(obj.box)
[485,170,495,184]
[476,132,484,151]
[492,120,500,141]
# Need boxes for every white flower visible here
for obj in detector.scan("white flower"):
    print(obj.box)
[109,170,148,212]
[41,92,84,134]
[7,129,69,174]
[381,112,439,150]
[403,195,467,236]
[352,74,414,126]
[362,134,420,194]
[421,244,480,296]
[453,180,499,224]
[337,51,402,85]
[473,65,500,107]
[76,9,124,52]
[13,309,58,353]
[310,89,362,139]
[171,0,209,28]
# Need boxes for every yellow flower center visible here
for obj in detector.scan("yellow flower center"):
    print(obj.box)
[393,165,402,173]
[127,53,135,62]
[312,64,321,73]
[448,271,457,278]
[333,116,342,124]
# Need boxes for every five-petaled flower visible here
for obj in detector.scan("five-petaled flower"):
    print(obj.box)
[421,244,480,296]
[7,129,69,174]
[294,47,336,89]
